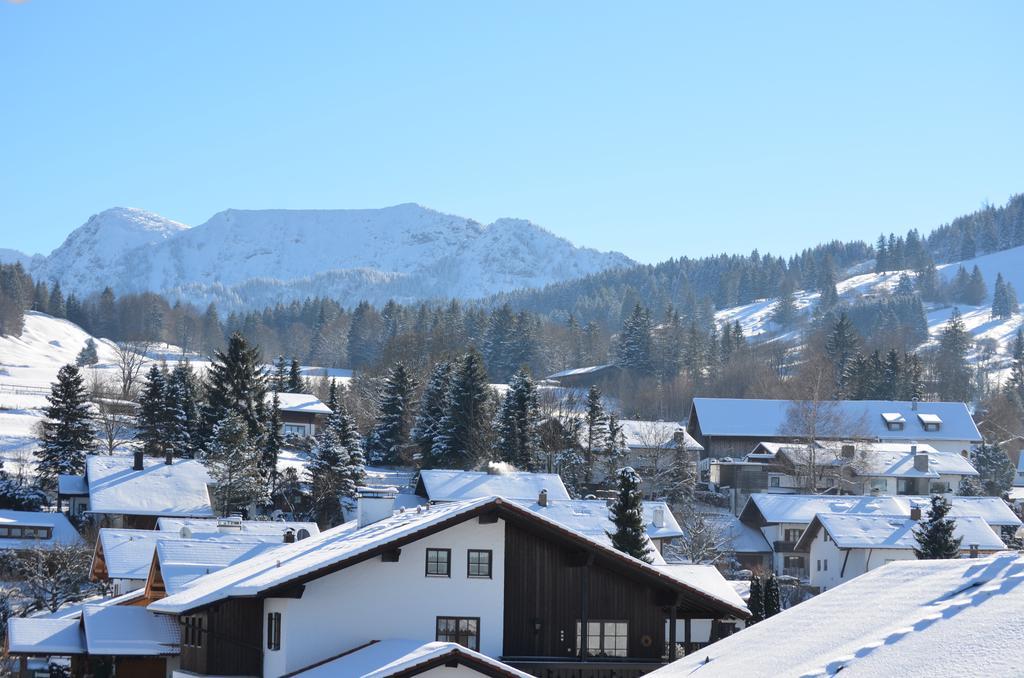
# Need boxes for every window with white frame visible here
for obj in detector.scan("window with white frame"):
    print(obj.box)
[576,620,628,657]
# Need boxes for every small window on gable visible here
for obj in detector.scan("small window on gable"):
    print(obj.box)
[882,413,905,432]
[426,548,451,577]
[917,413,942,432]
[267,612,281,651]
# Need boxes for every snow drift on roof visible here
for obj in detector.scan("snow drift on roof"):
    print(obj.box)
[650,553,1024,677]
[745,493,1021,528]
[292,639,533,677]
[418,469,570,502]
[7,617,84,655]
[807,513,1004,551]
[57,474,88,495]
[272,392,333,414]
[847,444,978,478]
[82,605,179,655]
[618,420,703,451]
[691,398,982,442]
[156,517,320,537]
[86,456,214,517]
[156,539,284,594]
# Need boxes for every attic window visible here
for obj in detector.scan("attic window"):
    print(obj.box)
[881,413,905,432]
[917,413,942,432]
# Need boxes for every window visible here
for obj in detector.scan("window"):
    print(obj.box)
[183,616,203,648]
[425,548,451,577]
[575,620,628,657]
[816,559,821,572]
[929,481,951,495]
[783,555,805,571]
[824,531,830,543]
[784,528,802,543]
[823,559,828,571]
[282,424,306,437]
[436,616,479,650]
[0,526,53,540]
[467,549,492,578]
[267,612,281,651]
[886,421,905,431]
[769,476,781,488]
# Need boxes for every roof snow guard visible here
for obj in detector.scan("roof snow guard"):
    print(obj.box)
[148,496,749,620]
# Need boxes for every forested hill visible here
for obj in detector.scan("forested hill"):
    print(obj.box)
[488,194,1024,326]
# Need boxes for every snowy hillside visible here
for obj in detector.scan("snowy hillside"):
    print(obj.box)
[27,204,633,309]
[716,246,1024,375]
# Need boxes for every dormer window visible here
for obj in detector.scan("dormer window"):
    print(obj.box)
[881,413,905,432]
[917,413,942,432]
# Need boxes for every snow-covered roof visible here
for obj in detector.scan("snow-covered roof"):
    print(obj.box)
[706,513,773,553]
[149,496,749,618]
[417,469,570,502]
[894,496,1022,527]
[155,538,284,595]
[85,456,214,517]
[653,564,748,613]
[510,498,682,544]
[845,444,978,478]
[57,474,88,495]
[82,605,179,655]
[649,553,1024,677]
[0,509,83,549]
[156,516,320,538]
[619,419,703,452]
[272,392,332,414]
[7,617,84,655]
[293,639,533,677]
[546,363,615,379]
[798,513,1005,551]
[690,398,982,442]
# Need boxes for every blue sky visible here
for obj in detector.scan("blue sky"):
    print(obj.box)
[2,1,1022,264]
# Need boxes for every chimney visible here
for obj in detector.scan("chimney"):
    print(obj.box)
[165,449,173,465]
[910,507,922,521]
[912,397,918,411]
[538,489,548,507]
[283,528,296,544]
[969,544,979,559]
[133,450,144,471]
[913,451,929,473]
[357,486,398,528]
[653,507,666,528]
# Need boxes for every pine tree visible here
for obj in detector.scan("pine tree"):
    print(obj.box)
[616,304,654,374]
[431,350,494,469]
[763,573,781,617]
[307,426,353,528]
[1007,329,1024,403]
[494,369,542,471]
[74,338,99,367]
[991,273,1019,319]
[825,313,859,395]
[203,413,268,517]
[35,364,95,489]
[287,358,304,394]
[913,495,962,559]
[365,363,418,465]
[483,304,517,381]
[818,268,839,309]
[604,414,625,483]
[136,364,168,456]
[934,309,973,402]
[47,282,65,319]
[965,265,987,305]
[582,385,608,485]
[272,355,288,392]
[412,361,453,466]
[203,332,268,440]
[747,575,764,624]
[263,391,284,491]
[607,467,653,563]
[162,366,193,458]
[771,283,799,328]
[971,442,1013,497]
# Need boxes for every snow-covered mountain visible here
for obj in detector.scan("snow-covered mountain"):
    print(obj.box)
[28,204,632,308]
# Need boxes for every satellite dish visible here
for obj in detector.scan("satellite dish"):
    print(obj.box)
[179,526,192,539]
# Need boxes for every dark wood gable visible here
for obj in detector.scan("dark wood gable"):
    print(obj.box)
[180,598,262,676]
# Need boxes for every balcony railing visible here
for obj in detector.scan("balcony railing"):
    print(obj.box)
[503,658,666,678]
[773,540,799,552]
[782,567,808,579]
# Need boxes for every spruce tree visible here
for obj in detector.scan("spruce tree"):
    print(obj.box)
[306,426,353,528]
[431,350,494,469]
[607,467,653,563]
[35,364,95,489]
[287,358,304,394]
[913,495,962,559]
[965,266,987,306]
[365,363,418,465]
[169,362,202,457]
[412,361,453,466]
[747,575,764,624]
[972,442,1013,497]
[604,414,626,483]
[582,385,608,484]
[263,391,283,490]
[74,338,99,367]
[47,281,65,318]
[203,412,268,517]
[162,367,193,458]
[482,304,517,381]
[136,364,168,456]
[272,355,288,392]
[771,283,799,328]
[1008,329,1024,403]
[934,309,972,402]
[616,304,654,375]
[494,369,543,471]
[203,332,268,440]
[825,313,859,395]
[763,573,781,617]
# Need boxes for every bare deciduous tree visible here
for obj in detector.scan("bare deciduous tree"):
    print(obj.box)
[666,501,734,566]
[2,544,94,613]
[89,371,132,454]
[112,339,152,400]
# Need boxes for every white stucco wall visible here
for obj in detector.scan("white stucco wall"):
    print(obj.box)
[263,518,506,676]
[808,533,916,590]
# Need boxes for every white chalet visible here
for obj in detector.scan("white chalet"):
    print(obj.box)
[58,451,214,529]
[143,492,748,677]
[795,512,1005,591]
[650,553,1024,677]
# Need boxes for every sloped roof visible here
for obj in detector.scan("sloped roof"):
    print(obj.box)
[81,605,179,655]
[417,469,570,502]
[57,474,88,495]
[511,498,683,541]
[652,564,748,612]
[155,539,284,595]
[0,509,83,549]
[619,419,703,451]
[290,639,532,677]
[706,513,773,554]
[649,554,1024,677]
[149,497,749,619]
[86,456,214,517]
[7,617,84,655]
[844,443,978,478]
[546,364,616,380]
[156,516,320,538]
[894,496,1022,527]
[796,513,1005,551]
[691,398,982,442]
[273,392,333,414]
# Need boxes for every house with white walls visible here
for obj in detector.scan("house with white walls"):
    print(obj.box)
[795,512,1006,591]
[144,488,748,678]
[58,451,214,529]
[414,469,571,503]
[738,493,1019,579]
[0,509,82,552]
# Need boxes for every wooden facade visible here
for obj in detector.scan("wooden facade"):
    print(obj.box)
[181,598,262,676]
